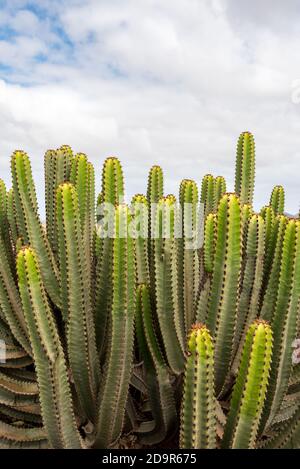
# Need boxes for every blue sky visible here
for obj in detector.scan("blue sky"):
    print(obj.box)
[0,0,300,215]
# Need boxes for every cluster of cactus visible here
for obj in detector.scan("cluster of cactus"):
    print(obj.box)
[0,131,299,449]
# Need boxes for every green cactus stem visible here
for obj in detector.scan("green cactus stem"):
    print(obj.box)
[260,219,300,431]
[11,151,60,308]
[202,193,242,395]
[135,284,177,444]
[180,323,216,449]
[270,185,285,216]
[200,174,215,217]
[178,179,200,333]
[234,131,255,206]
[154,195,185,373]
[131,194,150,285]
[56,183,99,421]
[233,215,265,361]
[44,148,73,256]
[17,247,82,449]
[94,205,135,448]
[94,157,124,356]
[222,320,273,449]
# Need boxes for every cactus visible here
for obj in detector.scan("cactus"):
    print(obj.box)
[0,130,299,449]
[44,148,73,256]
[178,179,200,333]
[11,151,61,308]
[94,205,135,448]
[94,157,124,356]
[180,323,216,449]
[135,284,177,444]
[270,185,285,216]
[234,131,255,205]
[233,215,265,361]
[17,247,82,449]
[131,194,149,285]
[260,219,300,431]
[222,320,273,449]
[201,193,242,395]
[56,183,99,421]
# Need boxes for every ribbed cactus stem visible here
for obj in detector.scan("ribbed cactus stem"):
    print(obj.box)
[44,148,73,256]
[178,179,200,333]
[260,219,300,430]
[11,151,60,308]
[16,247,82,449]
[131,194,149,285]
[260,215,287,321]
[94,205,135,448]
[101,157,124,206]
[56,183,99,421]
[200,174,215,217]
[214,176,226,210]
[6,188,19,247]
[135,284,177,444]
[203,213,215,274]
[147,165,164,291]
[154,195,185,373]
[233,215,265,359]
[222,320,273,449]
[204,193,242,395]
[234,131,255,206]
[180,323,216,449]
[270,185,285,215]
[94,157,124,356]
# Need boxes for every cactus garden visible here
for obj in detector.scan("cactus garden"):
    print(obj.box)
[0,131,300,449]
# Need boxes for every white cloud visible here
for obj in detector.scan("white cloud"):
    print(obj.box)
[0,0,299,216]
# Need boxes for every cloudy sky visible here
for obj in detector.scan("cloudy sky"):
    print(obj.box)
[0,0,299,215]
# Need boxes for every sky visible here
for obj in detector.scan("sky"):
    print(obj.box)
[0,0,299,215]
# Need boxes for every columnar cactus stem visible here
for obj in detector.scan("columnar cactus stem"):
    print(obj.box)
[178,179,200,333]
[260,215,287,321]
[203,193,242,395]
[260,205,276,286]
[94,157,124,356]
[154,195,185,373]
[222,320,273,449]
[131,194,150,285]
[200,174,215,217]
[135,284,177,444]
[11,151,61,307]
[94,205,135,448]
[17,247,82,449]
[233,215,265,360]
[214,176,227,210]
[260,219,300,430]
[147,165,164,291]
[6,188,19,247]
[180,323,216,449]
[44,148,73,256]
[203,213,216,274]
[56,183,99,421]
[234,131,255,206]
[270,185,285,216]
[0,233,31,355]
